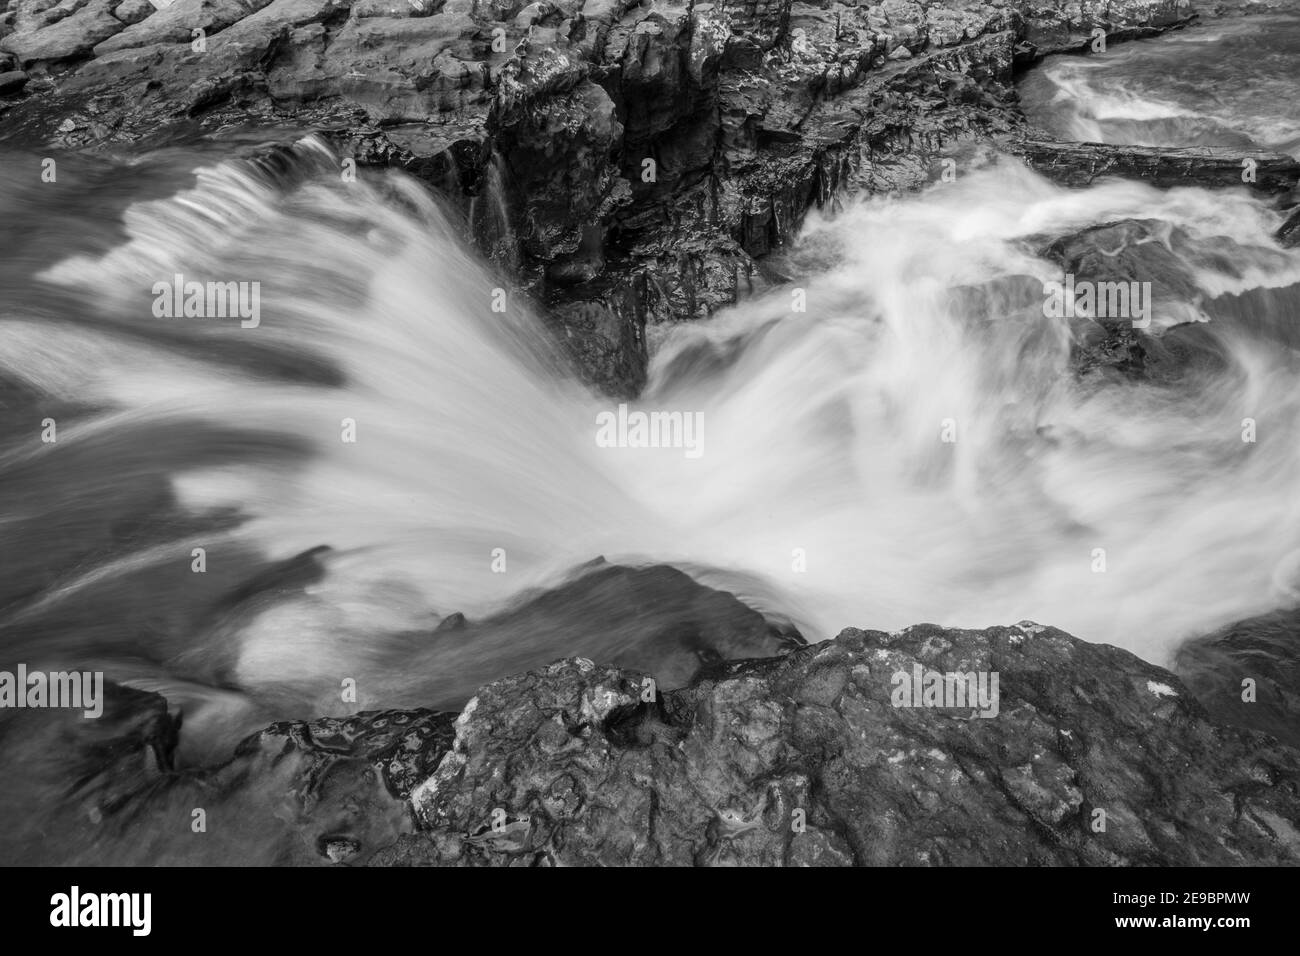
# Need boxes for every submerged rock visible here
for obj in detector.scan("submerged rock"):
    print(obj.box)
[0,681,181,864]
[1038,218,1206,380]
[0,679,456,865]
[1037,216,1298,382]
[1175,607,1300,750]
[379,560,806,712]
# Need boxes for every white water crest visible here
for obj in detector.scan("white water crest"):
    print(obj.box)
[1028,56,1200,143]
[636,163,1300,664]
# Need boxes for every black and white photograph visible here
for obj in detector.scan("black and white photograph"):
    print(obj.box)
[0,0,1296,921]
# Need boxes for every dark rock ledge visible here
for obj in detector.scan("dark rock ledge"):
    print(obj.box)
[1010,138,1300,194]
[4,0,1268,396]
[6,621,1299,865]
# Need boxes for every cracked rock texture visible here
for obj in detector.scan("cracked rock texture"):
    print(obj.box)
[7,621,1300,865]
[375,622,1300,865]
[1,0,1203,395]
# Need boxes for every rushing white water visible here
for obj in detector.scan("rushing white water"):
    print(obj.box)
[5,19,1300,771]
[644,164,1300,653]
[5,139,1299,704]
[1019,14,1300,154]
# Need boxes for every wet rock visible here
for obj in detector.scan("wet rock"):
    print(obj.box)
[0,683,453,865]
[10,618,1300,866]
[0,681,180,864]
[395,560,805,710]
[111,0,156,26]
[434,611,467,632]
[1017,0,1195,58]
[1278,205,1300,248]
[491,69,628,267]
[385,622,1300,865]
[93,0,272,54]
[1175,607,1300,750]
[544,274,648,397]
[235,707,457,802]
[0,68,28,93]
[1038,216,1295,381]
[1039,218,1208,380]
[1011,137,1300,193]
[0,0,125,65]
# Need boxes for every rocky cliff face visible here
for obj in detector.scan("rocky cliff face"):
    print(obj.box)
[7,619,1300,865]
[0,0,1213,395]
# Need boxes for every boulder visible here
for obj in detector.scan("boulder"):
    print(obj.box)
[392,622,1300,865]
[0,69,29,93]
[0,0,125,65]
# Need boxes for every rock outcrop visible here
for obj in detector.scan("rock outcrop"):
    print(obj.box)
[1012,138,1300,193]
[8,620,1300,865]
[0,0,1213,395]
[389,622,1300,866]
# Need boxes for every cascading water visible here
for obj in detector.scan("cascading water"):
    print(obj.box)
[2,13,1300,861]
[1018,13,1300,153]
